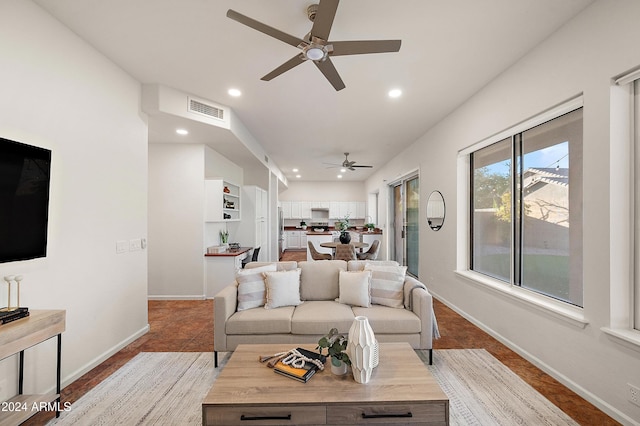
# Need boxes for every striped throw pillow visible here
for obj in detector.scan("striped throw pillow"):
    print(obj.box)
[236,264,277,311]
[364,264,407,309]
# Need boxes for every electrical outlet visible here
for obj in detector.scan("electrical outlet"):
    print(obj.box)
[629,383,640,407]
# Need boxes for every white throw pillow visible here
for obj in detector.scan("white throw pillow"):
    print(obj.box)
[337,270,371,308]
[264,269,303,309]
[364,264,407,309]
[235,264,277,311]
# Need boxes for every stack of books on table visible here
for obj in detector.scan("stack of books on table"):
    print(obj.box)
[274,348,326,383]
[0,307,29,325]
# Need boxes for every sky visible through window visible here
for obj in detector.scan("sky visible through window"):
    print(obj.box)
[484,141,569,175]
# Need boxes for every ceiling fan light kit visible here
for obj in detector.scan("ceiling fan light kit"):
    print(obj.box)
[226,0,401,91]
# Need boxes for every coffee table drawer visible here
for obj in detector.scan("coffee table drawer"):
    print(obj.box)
[327,402,448,425]
[204,405,325,425]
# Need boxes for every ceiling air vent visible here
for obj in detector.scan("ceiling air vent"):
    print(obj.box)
[188,97,224,120]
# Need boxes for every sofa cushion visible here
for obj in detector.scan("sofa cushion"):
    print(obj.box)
[264,269,303,309]
[352,305,421,334]
[291,301,355,335]
[227,306,295,334]
[235,264,277,311]
[337,270,371,308]
[246,261,298,271]
[365,264,407,309]
[298,260,347,301]
[347,260,399,271]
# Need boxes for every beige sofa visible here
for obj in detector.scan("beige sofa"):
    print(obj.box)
[213,260,439,367]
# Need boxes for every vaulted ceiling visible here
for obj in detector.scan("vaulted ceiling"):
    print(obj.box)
[34,0,594,181]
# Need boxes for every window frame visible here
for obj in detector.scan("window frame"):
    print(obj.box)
[456,96,588,328]
[602,69,640,351]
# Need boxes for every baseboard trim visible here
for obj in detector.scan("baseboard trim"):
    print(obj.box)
[431,291,635,425]
[59,324,150,390]
[147,295,206,300]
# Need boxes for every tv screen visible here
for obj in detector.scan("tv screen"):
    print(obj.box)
[0,137,51,263]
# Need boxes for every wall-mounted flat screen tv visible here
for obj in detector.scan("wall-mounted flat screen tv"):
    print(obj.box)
[0,137,51,263]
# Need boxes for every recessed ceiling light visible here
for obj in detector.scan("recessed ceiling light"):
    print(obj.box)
[340,168,347,173]
[228,88,242,97]
[292,168,299,172]
[296,174,301,178]
[388,89,402,98]
[176,128,189,135]
[337,175,343,179]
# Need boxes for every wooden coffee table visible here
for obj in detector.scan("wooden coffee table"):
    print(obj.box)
[202,342,449,425]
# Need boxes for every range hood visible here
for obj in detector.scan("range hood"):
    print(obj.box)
[311,209,329,221]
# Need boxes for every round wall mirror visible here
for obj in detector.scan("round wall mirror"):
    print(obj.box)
[426,191,445,231]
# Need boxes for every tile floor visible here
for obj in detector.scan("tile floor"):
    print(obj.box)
[24,249,618,425]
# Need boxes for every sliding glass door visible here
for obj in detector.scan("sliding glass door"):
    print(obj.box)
[390,174,419,277]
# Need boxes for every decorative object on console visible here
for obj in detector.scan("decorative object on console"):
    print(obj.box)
[2,275,24,311]
[300,221,307,230]
[365,222,375,232]
[347,316,376,384]
[317,328,350,375]
[223,186,230,193]
[219,230,229,245]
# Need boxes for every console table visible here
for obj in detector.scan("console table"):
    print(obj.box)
[0,310,65,426]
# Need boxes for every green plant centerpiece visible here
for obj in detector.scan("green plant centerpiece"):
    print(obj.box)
[365,222,375,232]
[337,215,351,244]
[317,328,350,374]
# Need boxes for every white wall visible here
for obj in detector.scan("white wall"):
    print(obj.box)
[280,181,366,201]
[148,144,206,298]
[0,0,148,398]
[366,0,640,423]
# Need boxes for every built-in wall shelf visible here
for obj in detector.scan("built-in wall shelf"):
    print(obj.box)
[205,180,240,222]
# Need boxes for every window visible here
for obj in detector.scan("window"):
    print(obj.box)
[470,108,583,307]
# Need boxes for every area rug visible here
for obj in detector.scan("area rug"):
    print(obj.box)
[49,349,576,425]
[418,349,577,425]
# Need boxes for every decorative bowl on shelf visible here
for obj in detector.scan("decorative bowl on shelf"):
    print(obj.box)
[313,228,325,232]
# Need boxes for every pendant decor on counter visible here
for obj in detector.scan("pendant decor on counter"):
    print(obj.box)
[347,316,376,384]
[339,231,351,244]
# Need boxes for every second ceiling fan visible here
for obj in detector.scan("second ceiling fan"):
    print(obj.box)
[226,0,401,91]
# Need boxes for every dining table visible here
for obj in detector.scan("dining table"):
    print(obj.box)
[319,241,369,249]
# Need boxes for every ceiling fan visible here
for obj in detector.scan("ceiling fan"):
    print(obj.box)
[226,0,401,91]
[325,153,373,171]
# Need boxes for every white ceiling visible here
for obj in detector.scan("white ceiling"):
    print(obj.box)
[34,0,594,182]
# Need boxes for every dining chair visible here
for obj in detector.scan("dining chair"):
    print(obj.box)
[308,242,332,260]
[334,243,357,261]
[356,240,380,260]
[242,247,261,268]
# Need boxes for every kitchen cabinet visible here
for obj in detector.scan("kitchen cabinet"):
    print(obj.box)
[205,180,240,222]
[300,201,312,219]
[281,201,292,219]
[283,200,367,219]
[285,230,307,249]
[236,186,268,261]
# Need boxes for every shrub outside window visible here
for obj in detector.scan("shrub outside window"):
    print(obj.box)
[470,108,583,307]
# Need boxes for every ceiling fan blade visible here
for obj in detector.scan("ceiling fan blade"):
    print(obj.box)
[311,0,339,41]
[261,54,306,81]
[227,9,306,48]
[350,165,373,168]
[331,40,402,56]
[314,57,345,91]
